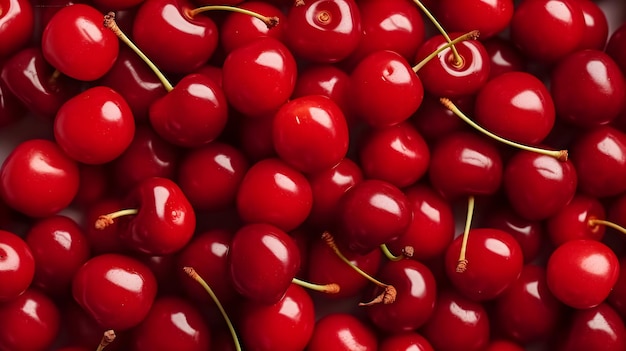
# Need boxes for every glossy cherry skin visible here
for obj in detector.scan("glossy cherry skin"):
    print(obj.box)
[0,229,34,302]
[547,239,619,309]
[366,258,437,332]
[229,223,300,304]
[222,37,297,118]
[474,71,555,145]
[220,1,286,54]
[150,73,228,148]
[236,158,312,232]
[421,289,490,351]
[350,50,424,128]
[557,303,626,351]
[386,184,455,261]
[132,0,217,74]
[0,0,33,59]
[606,22,626,75]
[336,179,411,254]
[414,33,490,98]
[307,313,377,351]
[54,86,135,164]
[510,0,585,62]
[494,264,565,344]
[503,151,577,221]
[285,0,361,63]
[483,206,544,263]
[130,296,211,351]
[177,141,249,211]
[428,131,503,200]
[551,49,626,127]
[379,332,434,351]
[121,177,196,255]
[0,288,60,351]
[42,4,119,80]
[72,253,158,330]
[358,122,430,188]
[436,0,514,39]
[25,215,91,296]
[273,95,349,174]
[547,194,606,246]
[570,126,626,198]
[482,37,526,79]
[238,284,315,351]
[0,139,80,218]
[574,0,609,50]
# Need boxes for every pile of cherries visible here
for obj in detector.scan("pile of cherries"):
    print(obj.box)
[2,0,626,350]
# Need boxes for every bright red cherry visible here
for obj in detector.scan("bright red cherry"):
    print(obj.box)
[0,0,34,59]
[54,86,135,164]
[307,313,377,351]
[0,139,80,218]
[558,303,626,351]
[0,229,34,302]
[72,253,158,330]
[547,239,619,309]
[220,1,286,54]
[436,0,514,39]
[42,4,119,80]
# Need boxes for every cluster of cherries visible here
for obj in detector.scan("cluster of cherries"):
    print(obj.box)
[2,0,626,350]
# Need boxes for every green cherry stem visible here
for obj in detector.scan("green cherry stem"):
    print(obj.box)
[292,277,341,294]
[413,30,480,72]
[456,195,475,273]
[186,5,279,28]
[412,0,462,67]
[588,218,626,236]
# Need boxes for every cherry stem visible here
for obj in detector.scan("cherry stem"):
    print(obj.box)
[440,98,569,161]
[95,330,116,351]
[292,277,340,294]
[457,195,475,273]
[103,12,174,92]
[412,30,479,72]
[412,0,463,67]
[380,243,408,261]
[49,69,62,85]
[184,266,242,351]
[187,5,279,28]
[95,208,139,230]
[294,0,305,5]
[589,218,626,236]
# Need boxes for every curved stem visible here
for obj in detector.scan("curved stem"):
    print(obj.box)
[413,30,479,72]
[440,98,569,161]
[457,195,475,273]
[380,243,404,261]
[95,209,139,230]
[412,0,462,66]
[292,277,340,294]
[188,5,279,28]
[589,218,626,236]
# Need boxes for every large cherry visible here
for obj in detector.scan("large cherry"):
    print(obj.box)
[0,0,33,59]
[0,229,34,302]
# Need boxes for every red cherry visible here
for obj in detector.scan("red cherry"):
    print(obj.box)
[42,4,119,80]
[0,229,34,302]
[608,256,626,319]
[482,37,527,79]
[546,194,606,246]
[54,86,135,164]
[606,21,626,74]
[72,253,158,330]
[0,0,34,59]
[0,139,80,217]
[546,239,619,309]
[220,1,286,54]
[379,332,434,351]
[411,94,470,142]
[0,65,26,129]
[558,303,626,351]
[483,206,545,263]
[307,313,377,351]
[436,0,514,39]
[83,198,128,254]
[573,0,609,50]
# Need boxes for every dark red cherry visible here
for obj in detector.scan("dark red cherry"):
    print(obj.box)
[234,113,276,161]
[558,303,626,351]
[608,257,626,319]
[436,0,514,39]
[483,206,545,263]
[72,253,158,330]
[482,37,526,79]
[547,194,606,246]
[238,284,315,351]
[379,332,434,351]
[606,22,626,75]
[551,49,626,127]
[54,86,135,164]
[229,222,300,304]
[0,229,34,302]
[503,151,577,221]
[574,0,609,50]
[0,139,80,218]
[0,289,60,351]
[410,94,470,142]
[220,1,286,54]
[273,94,349,173]
[285,0,361,63]
[84,198,128,254]
[42,4,119,80]
[483,340,525,351]
[547,239,619,309]
[0,66,26,129]
[307,313,377,351]
[474,71,555,145]
[73,164,111,207]
[0,0,34,59]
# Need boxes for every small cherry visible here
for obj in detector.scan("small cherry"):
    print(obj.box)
[0,0,34,59]
[0,229,34,302]
[307,313,378,351]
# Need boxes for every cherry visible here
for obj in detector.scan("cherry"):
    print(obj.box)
[349,49,424,128]
[72,253,158,330]
[547,239,619,309]
[482,37,527,79]
[557,303,626,351]
[365,258,437,333]
[379,331,434,351]
[83,198,128,255]
[220,1,286,54]
[130,296,211,351]
[573,0,609,50]
[236,158,312,232]
[551,49,626,127]
[0,139,80,218]
[410,94,470,142]
[503,150,577,221]
[421,289,490,351]
[0,0,33,59]
[0,229,34,302]
[546,194,607,246]
[25,215,91,296]
[358,122,430,188]
[606,21,626,75]
[42,4,119,81]
[483,206,545,263]
[510,0,585,62]
[494,264,565,344]
[0,288,61,351]
[238,284,315,351]
[222,37,297,118]
[474,71,555,145]
[436,0,514,39]
[273,94,349,174]
[307,313,377,351]
[54,86,136,164]
[336,179,412,254]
